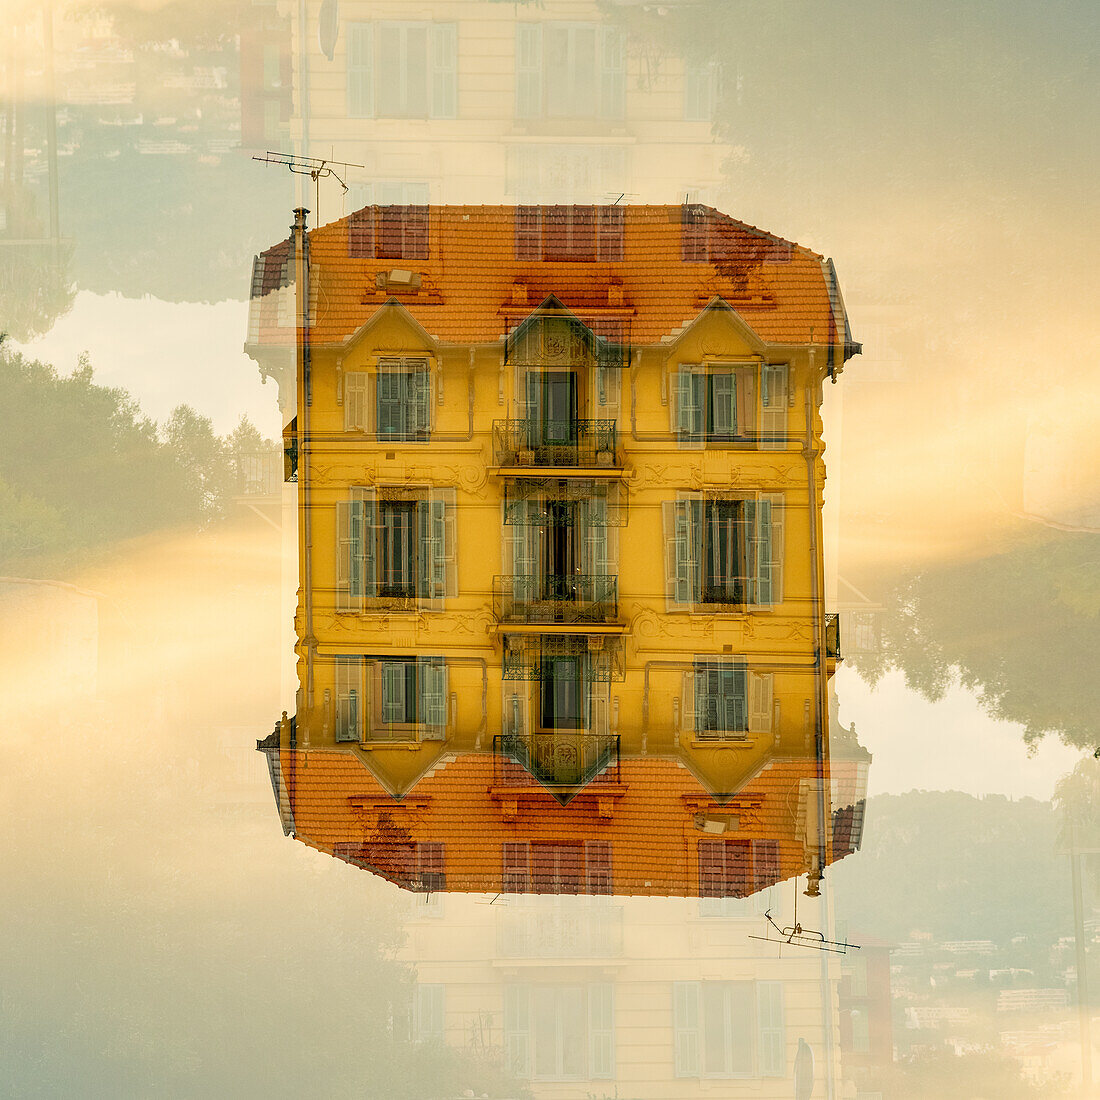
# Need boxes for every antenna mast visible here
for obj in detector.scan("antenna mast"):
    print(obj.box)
[253,151,364,228]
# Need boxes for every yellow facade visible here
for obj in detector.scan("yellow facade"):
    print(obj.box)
[274,204,854,813]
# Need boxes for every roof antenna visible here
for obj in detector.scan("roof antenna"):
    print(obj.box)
[253,151,364,229]
[748,877,861,955]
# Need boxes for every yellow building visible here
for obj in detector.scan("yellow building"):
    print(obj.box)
[249,201,860,892]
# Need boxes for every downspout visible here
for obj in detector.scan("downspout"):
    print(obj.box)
[293,207,315,710]
[804,352,837,1100]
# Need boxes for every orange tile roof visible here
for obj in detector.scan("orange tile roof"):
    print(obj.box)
[250,204,841,351]
[269,747,866,898]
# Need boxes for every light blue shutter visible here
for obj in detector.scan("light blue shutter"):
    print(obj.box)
[587,492,608,603]
[362,496,378,597]
[696,665,715,732]
[336,500,357,611]
[675,367,702,440]
[411,370,431,437]
[376,371,403,438]
[599,27,625,119]
[425,496,447,599]
[761,363,789,450]
[418,657,447,737]
[757,982,785,1076]
[416,984,445,1042]
[673,981,701,1077]
[504,984,531,1077]
[720,665,746,731]
[673,499,702,604]
[711,371,737,437]
[381,661,405,724]
[512,499,537,604]
[344,372,369,431]
[515,24,542,118]
[750,498,774,605]
[347,23,374,118]
[588,982,615,1078]
[334,657,360,741]
[430,23,457,118]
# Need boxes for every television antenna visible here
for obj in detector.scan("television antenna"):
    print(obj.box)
[253,151,364,227]
[748,878,861,955]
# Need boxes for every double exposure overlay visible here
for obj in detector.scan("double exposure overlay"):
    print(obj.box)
[2,0,1098,1097]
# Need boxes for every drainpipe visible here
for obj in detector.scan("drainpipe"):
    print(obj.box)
[805,354,836,1100]
[293,207,315,710]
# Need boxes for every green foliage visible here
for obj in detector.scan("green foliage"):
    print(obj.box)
[850,529,1100,752]
[830,791,1073,946]
[0,346,277,574]
[881,1049,1069,1099]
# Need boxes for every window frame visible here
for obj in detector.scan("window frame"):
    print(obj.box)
[346,20,457,120]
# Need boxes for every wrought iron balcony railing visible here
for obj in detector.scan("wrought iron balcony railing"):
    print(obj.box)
[494,574,618,624]
[497,905,624,957]
[495,732,620,789]
[493,419,619,469]
[825,612,842,661]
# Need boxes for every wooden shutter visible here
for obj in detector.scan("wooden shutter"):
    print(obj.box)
[347,211,375,260]
[515,205,541,260]
[334,656,360,742]
[736,366,755,438]
[586,490,609,581]
[588,982,615,1078]
[748,671,773,733]
[381,661,405,724]
[597,205,624,261]
[761,363,789,451]
[752,839,780,892]
[711,370,736,437]
[418,657,448,737]
[344,371,369,430]
[430,23,456,118]
[503,841,530,894]
[585,840,612,896]
[410,370,432,437]
[751,494,783,606]
[681,667,696,732]
[415,984,445,1041]
[347,23,374,118]
[674,366,702,440]
[675,499,702,604]
[361,492,378,597]
[504,984,531,1078]
[673,981,701,1077]
[698,839,725,896]
[336,498,366,611]
[599,27,625,119]
[515,24,542,118]
[757,981,786,1076]
[720,664,747,732]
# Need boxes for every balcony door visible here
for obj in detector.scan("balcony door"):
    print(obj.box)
[527,370,577,450]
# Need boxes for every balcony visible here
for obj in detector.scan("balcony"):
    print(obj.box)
[495,731,620,789]
[497,904,624,958]
[493,419,619,470]
[495,574,618,625]
[825,612,842,662]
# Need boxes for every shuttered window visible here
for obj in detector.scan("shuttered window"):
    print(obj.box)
[664,495,783,608]
[674,365,755,443]
[415,983,445,1041]
[333,657,448,741]
[350,21,456,119]
[694,662,747,734]
[376,363,431,440]
[675,981,771,1078]
[506,984,614,1081]
[515,23,626,120]
[760,363,789,450]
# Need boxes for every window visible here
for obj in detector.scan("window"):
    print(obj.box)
[336,488,455,610]
[514,205,624,262]
[505,983,614,1080]
[346,22,456,119]
[664,495,782,608]
[683,660,772,738]
[673,981,785,1078]
[699,838,780,897]
[674,364,758,442]
[415,983,445,1043]
[347,207,430,261]
[684,60,721,121]
[501,841,613,896]
[334,656,448,742]
[343,359,432,437]
[540,654,587,730]
[515,24,624,120]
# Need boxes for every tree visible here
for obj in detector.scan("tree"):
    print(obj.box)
[848,528,1100,752]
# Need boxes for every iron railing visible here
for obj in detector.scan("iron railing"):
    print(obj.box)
[497,905,624,957]
[493,419,619,468]
[494,574,618,624]
[825,612,842,661]
[495,732,620,788]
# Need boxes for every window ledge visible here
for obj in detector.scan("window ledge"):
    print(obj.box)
[688,738,754,749]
